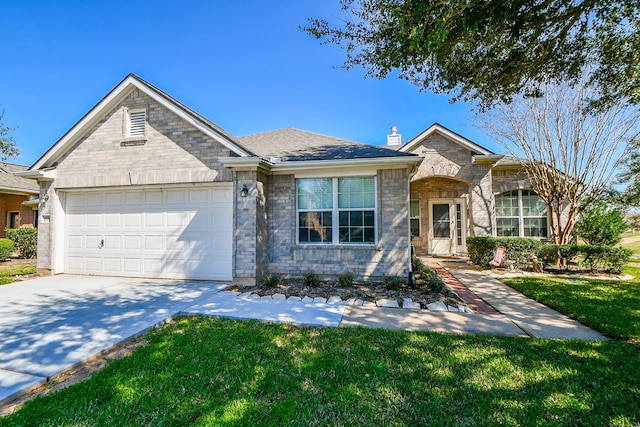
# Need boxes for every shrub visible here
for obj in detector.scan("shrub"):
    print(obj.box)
[303,270,321,287]
[574,201,627,246]
[261,272,283,288]
[383,275,404,290]
[537,244,631,274]
[536,244,580,268]
[5,228,37,259]
[0,239,14,262]
[418,264,446,293]
[579,245,631,274]
[337,271,356,287]
[466,237,542,269]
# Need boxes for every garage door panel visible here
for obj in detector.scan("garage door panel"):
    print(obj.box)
[124,258,142,273]
[103,258,122,272]
[144,235,164,250]
[87,193,104,206]
[144,212,163,227]
[65,186,232,280]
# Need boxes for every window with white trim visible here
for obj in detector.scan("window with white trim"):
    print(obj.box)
[297,176,376,244]
[126,109,146,138]
[495,189,548,237]
[409,200,420,237]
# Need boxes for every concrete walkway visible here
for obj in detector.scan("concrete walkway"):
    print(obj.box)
[447,266,609,340]
[0,264,608,404]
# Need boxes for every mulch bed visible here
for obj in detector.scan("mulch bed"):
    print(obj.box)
[227,276,465,309]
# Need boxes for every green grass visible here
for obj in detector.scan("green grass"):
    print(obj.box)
[503,266,640,343]
[2,317,639,426]
[620,231,640,258]
[0,263,36,285]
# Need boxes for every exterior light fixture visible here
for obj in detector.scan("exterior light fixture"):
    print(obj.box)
[240,184,249,198]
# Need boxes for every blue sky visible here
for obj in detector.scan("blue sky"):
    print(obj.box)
[2,0,500,166]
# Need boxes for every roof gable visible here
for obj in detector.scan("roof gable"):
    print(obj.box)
[31,74,253,170]
[400,123,494,156]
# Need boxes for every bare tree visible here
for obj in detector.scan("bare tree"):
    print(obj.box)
[476,81,639,245]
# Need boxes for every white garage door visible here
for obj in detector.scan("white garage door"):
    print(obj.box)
[64,185,233,280]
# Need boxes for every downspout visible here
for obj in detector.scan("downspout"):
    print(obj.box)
[407,163,420,288]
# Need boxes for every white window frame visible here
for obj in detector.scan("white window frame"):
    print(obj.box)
[409,199,421,237]
[495,189,548,238]
[296,176,378,245]
[125,108,146,139]
[7,211,19,229]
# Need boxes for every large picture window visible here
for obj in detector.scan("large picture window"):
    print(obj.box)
[495,189,548,237]
[297,176,376,244]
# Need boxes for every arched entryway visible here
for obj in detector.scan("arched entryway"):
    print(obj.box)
[410,177,470,256]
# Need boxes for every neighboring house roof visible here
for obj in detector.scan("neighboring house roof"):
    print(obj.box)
[30,73,255,171]
[0,163,39,194]
[236,127,416,162]
[400,123,494,156]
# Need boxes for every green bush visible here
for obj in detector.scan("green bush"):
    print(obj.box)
[466,237,542,269]
[303,270,321,287]
[536,244,580,267]
[5,228,37,259]
[260,272,283,288]
[0,239,14,262]
[418,264,446,293]
[574,201,627,246]
[383,275,404,290]
[536,244,630,273]
[337,271,356,287]
[579,245,631,274]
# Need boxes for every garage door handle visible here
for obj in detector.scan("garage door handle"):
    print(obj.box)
[98,239,104,249]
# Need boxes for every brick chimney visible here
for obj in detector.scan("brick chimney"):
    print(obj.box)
[386,126,401,146]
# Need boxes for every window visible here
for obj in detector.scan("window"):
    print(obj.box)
[126,109,146,138]
[297,176,376,244]
[495,189,548,237]
[409,200,420,237]
[7,212,19,229]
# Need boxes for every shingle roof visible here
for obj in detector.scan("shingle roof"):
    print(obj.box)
[493,155,525,166]
[0,163,39,193]
[236,128,416,162]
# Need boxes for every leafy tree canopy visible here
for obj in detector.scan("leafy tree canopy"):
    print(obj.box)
[574,200,627,246]
[304,0,640,108]
[0,108,19,160]
[618,140,640,206]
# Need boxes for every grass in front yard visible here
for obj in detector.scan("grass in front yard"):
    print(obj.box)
[620,231,640,257]
[2,317,639,426]
[503,266,640,343]
[0,263,36,285]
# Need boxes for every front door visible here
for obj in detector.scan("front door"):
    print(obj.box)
[429,199,466,254]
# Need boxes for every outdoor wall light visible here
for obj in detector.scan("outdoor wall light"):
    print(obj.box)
[240,184,249,198]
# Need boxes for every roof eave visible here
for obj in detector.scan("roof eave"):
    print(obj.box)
[14,169,57,181]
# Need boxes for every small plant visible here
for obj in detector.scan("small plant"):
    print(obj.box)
[337,271,356,287]
[303,270,321,287]
[5,228,37,259]
[261,272,283,288]
[418,265,446,293]
[383,275,404,290]
[0,238,14,262]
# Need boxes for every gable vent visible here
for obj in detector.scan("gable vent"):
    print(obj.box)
[128,110,146,138]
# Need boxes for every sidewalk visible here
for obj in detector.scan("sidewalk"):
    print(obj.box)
[340,259,608,341]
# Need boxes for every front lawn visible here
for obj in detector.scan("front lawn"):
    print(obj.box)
[2,317,639,426]
[503,266,640,343]
[0,262,36,285]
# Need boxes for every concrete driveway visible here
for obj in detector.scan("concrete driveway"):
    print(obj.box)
[0,275,227,401]
[0,275,347,403]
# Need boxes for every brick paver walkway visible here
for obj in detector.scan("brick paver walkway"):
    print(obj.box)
[429,263,498,314]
